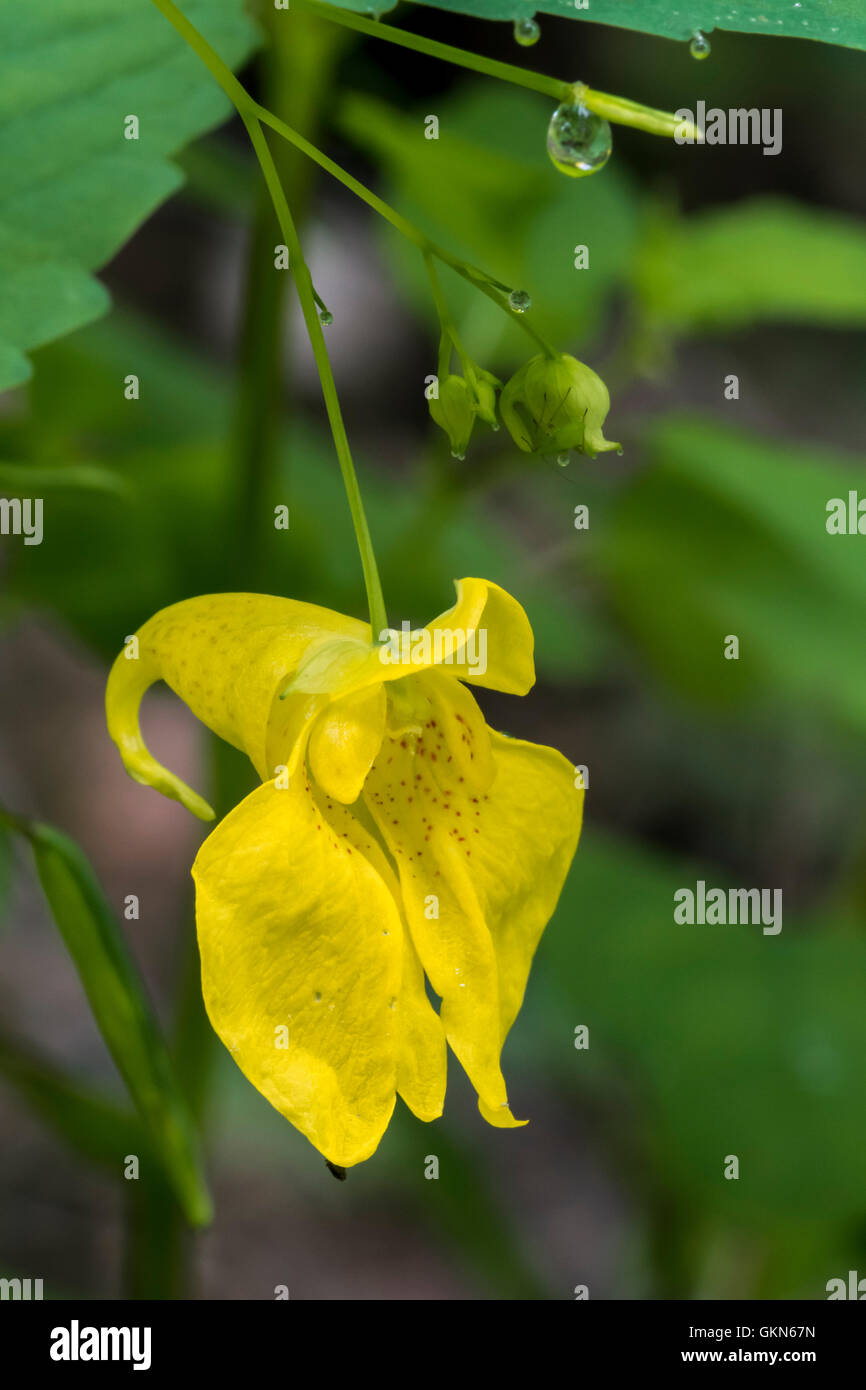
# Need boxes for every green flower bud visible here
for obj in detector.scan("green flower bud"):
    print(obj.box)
[499,353,620,458]
[471,374,499,428]
[429,375,477,459]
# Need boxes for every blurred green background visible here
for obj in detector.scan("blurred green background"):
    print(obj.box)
[1,1,866,1299]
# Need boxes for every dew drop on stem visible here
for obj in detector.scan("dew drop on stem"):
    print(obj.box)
[546,103,612,178]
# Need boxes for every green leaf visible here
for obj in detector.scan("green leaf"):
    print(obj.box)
[596,415,866,732]
[636,198,866,333]
[332,1,866,52]
[0,810,212,1226]
[543,831,866,1228]
[0,0,258,390]
[0,461,129,495]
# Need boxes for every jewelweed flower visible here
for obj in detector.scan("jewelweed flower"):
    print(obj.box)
[106,580,583,1167]
[500,353,620,458]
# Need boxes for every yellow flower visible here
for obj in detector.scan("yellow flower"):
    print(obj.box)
[106,580,583,1168]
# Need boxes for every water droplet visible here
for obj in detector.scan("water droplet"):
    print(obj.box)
[556,452,571,467]
[508,289,532,313]
[319,309,334,327]
[689,30,711,59]
[546,102,612,178]
[513,16,540,46]
[450,449,466,460]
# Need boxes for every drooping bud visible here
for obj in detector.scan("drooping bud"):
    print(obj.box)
[470,369,500,428]
[429,375,477,459]
[499,353,620,458]
[429,367,502,456]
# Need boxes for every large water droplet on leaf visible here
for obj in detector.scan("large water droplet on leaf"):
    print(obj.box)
[546,102,612,178]
[689,30,711,59]
[513,16,540,47]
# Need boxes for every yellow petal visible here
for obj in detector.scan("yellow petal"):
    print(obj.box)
[104,638,216,821]
[321,795,446,1121]
[280,578,535,726]
[424,577,536,695]
[363,691,582,1129]
[408,670,495,796]
[394,927,448,1122]
[470,731,583,1046]
[192,773,403,1168]
[307,685,387,805]
[106,593,367,814]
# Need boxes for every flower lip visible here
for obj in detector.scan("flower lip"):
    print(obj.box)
[106,578,535,824]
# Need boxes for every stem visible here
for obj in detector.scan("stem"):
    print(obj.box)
[124,1179,189,1299]
[425,253,470,375]
[231,183,286,588]
[244,113,388,635]
[253,102,558,357]
[572,83,704,143]
[296,0,570,102]
[149,0,388,636]
[296,0,702,141]
[230,6,345,590]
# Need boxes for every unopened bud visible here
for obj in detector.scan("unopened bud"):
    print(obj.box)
[500,353,619,458]
[429,375,476,459]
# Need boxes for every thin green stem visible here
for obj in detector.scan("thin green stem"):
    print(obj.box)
[572,83,703,143]
[152,0,556,374]
[124,1179,189,1299]
[149,0,388,636]
[231,182,286,588]
[296,0,570,102]
[424,253,470,375]
[253,102,558,357]
[295,0,702,141]
[243,113,388,635]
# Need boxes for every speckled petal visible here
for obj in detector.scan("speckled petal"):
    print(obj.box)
[192,773,403,1167]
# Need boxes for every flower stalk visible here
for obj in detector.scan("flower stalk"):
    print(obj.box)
[251,101,559,356]
[149,0,389,638]
[295,0,703,142]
